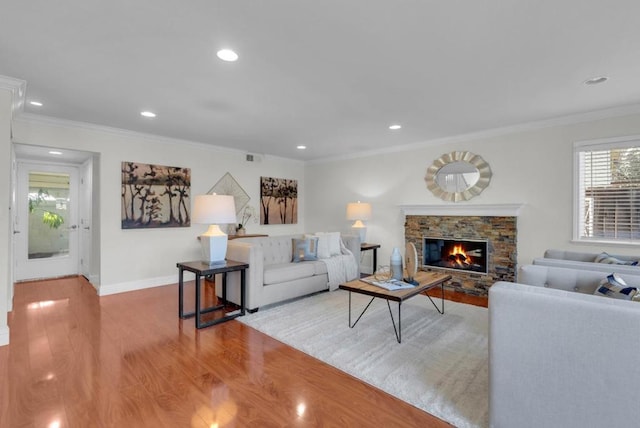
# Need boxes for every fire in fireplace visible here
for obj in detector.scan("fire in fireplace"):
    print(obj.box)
[422,237,488,274]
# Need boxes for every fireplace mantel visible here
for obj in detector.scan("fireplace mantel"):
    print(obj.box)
[399,203,524,217]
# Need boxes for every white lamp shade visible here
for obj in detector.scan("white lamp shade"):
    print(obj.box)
[193,194,236,224]
[193,194,236,264]
[346,201,372,221]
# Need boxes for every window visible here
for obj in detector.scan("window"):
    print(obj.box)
[575,136,640,243]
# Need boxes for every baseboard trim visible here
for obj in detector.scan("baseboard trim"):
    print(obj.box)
[0,325,10,346]
[98,275,175,296]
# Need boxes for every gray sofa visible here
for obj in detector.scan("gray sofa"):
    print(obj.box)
[218,234,360,311]
[489,264,640,428]
[533,248,640,275]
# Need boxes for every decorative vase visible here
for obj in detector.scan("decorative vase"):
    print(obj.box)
[236,227,246,236]
[390,247,403,281]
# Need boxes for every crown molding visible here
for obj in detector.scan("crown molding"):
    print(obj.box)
[399,203,525,217]
[13,113,305,164]
[310,103,640,164]
[0,75,26,115]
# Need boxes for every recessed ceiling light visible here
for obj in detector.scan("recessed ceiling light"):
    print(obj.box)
[49,151,63,155]
[389,124,402,130]
[30,101,43,107]
[140,111,156,118]
[217,49,239,62]
[296,145,307,150]
[584,76,608,85]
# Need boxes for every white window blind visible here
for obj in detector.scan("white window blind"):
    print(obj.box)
[576,138,640,243]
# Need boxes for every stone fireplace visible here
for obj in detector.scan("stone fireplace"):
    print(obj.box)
[402,204,522,296]
[423,237,489,274]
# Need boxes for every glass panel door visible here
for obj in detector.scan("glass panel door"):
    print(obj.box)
[28,172,71,259]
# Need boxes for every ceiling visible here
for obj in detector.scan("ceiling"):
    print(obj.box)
[2,1,640,162]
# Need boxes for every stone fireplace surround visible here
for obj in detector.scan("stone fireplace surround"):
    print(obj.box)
[401,204,523,296]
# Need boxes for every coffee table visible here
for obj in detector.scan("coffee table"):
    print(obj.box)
[339,270,452,343]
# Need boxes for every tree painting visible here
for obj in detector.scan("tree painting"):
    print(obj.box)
[260,177,298,225]
[121,162,191,229]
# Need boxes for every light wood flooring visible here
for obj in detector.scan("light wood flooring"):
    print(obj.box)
[1,276,486,427]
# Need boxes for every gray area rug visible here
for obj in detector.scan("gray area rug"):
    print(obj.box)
[238,289,489,428]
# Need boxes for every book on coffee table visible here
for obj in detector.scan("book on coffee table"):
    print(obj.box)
[360,277,415,291]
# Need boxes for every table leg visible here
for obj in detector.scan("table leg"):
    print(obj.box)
[372,248,377,273]
[222,272,227,303]
[349,294,376,329]
[386,300,402,343]
[178,267,185,318]
[195,274,202,328]
[240,269,246,316]
[425,282,445,314]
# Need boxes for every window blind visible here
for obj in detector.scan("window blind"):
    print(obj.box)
[576,141,640,242]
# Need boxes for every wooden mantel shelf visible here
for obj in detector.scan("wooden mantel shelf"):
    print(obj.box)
[399,203,525,217]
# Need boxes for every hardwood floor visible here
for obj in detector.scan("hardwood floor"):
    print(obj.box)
[0,276,480,427]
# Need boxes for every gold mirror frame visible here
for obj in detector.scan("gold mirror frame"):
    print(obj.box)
[425,151,492,202]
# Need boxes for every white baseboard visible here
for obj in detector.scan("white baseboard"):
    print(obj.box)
[0,325,9,346]
[98,275,175,296]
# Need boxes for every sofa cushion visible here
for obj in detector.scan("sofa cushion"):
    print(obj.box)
[594,273,638,300]
[594,252,639,266]
[292,237,319,262]
[264,262,316,285]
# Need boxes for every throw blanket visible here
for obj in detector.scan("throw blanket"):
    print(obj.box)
[322,243,358,291]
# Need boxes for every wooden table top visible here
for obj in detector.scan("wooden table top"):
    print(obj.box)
[339,270,452,302]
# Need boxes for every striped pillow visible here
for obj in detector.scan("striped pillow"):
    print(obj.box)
[594,273,638,300]
[594,252,639,266]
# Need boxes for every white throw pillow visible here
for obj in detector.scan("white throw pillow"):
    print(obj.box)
[313,233,331,259]
[327,232,341,256]
[314,232,341,258]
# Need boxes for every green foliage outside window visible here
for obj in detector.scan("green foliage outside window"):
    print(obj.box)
[29,189,65,229]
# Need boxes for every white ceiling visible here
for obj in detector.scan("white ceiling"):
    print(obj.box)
[2,0,640,161]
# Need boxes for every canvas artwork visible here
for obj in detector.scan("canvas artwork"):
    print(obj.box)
[121,162,191,229]
[260,176,298,225]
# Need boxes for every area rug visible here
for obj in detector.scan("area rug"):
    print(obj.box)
[238,289,489,428]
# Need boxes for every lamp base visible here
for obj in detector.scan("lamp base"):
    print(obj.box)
[352,225,367,243]
[200,225,228,264]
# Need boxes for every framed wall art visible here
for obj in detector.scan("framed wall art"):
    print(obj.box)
[121,162,191,229]
[260,176,298,225]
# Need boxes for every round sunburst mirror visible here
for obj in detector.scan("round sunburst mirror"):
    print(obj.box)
[425,151,492,202]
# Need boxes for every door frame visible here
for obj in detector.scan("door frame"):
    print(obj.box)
[14,161,80,281]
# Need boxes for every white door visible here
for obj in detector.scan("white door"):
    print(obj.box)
[79,159,92,280]
[15,162,79,281]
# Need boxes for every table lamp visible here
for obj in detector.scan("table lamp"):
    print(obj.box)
[346,201,372,243]
[193,194,236,264]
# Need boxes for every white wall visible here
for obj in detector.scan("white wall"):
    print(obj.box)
[305,112,640,273]
[12,117,306,294]
[9,110,640,299]
[0,89,12,345]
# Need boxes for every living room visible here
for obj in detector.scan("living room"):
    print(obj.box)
[2,1,640,427]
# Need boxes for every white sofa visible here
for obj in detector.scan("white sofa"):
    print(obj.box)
[533,248,640,275]
[489,265,640,428]
[218,234,360,311]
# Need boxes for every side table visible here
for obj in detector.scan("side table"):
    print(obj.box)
[360,243,381,276]
[177,260,249,329]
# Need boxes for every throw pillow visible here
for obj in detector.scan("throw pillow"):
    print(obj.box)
[314,232,341,258]
[327,231,342,256]
[313,233,331,259]
[594,273,638,300]
[594,252,639,266]
[292,237,319,262]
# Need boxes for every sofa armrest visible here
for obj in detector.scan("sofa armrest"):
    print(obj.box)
[221,240,265,311]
